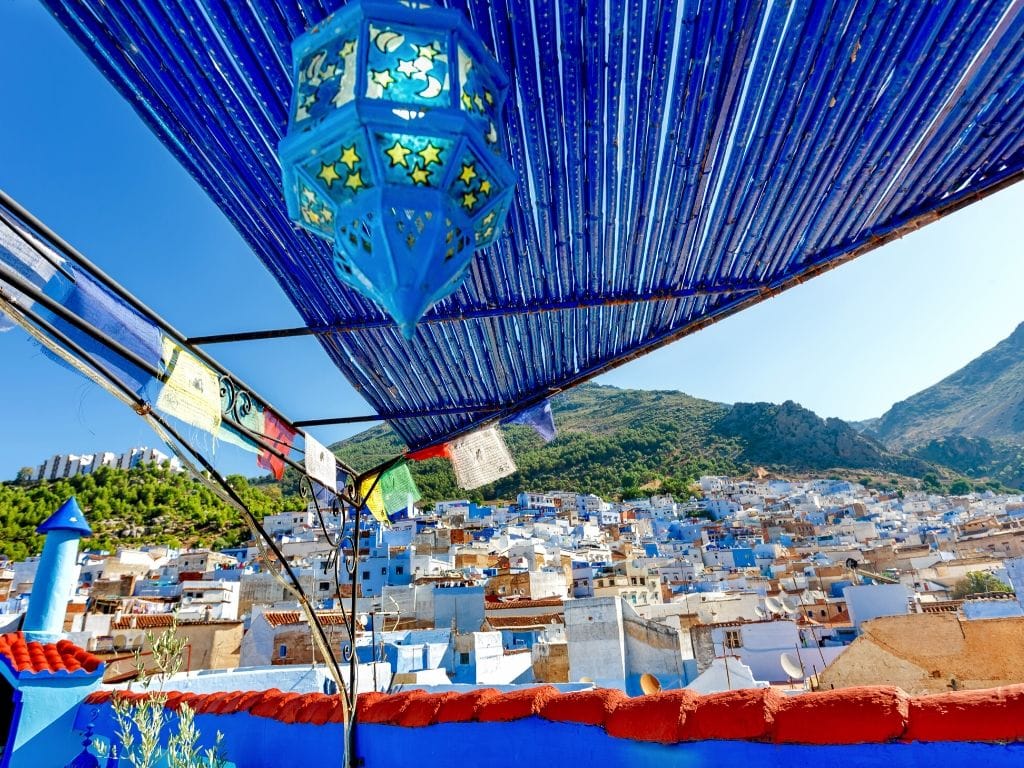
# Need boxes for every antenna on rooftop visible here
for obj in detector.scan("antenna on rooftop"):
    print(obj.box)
[765,596,784,615]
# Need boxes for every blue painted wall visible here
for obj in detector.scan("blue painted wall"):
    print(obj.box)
[72,704,1024,768]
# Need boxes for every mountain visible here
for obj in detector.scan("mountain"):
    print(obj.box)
[326,384,939,502]
[871,322,1024,448]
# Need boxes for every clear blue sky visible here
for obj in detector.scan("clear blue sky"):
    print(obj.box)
[1,1,1022,481]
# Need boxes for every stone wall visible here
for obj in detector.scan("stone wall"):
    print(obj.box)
[818,613,1024,693]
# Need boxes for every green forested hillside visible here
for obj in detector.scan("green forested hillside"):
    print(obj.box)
[320,384,956,502]
[0,465,281,560]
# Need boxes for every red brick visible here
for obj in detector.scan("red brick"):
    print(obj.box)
[773,686,908,744]
[681,688,781,741]
[477,686,560,722]
[905,685,1024,743]
[435,688,500,723]
[606,690,699,743]
[539,689,627,727]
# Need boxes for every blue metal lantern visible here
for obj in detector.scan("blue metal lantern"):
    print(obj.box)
[280,0,515,338]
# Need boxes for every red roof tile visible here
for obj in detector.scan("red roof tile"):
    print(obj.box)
[0,632,103,678]
[485,597,565,610]
[72,683,1024,745]
[485,613,564,630]
[261,611,350,628]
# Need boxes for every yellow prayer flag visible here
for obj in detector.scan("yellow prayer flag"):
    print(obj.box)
[155,337,222,435]
[358,474,389,525]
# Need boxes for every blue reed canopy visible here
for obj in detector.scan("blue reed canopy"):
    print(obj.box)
[40,0,1024,450]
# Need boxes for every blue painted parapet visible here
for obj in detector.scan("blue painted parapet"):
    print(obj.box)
[67,682,1024,768]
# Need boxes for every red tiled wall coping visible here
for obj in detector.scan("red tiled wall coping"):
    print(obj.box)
[80,684,1024,744]
[0,632,103,677]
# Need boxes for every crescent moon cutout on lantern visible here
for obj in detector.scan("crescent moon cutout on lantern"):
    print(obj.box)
[375,30,405,53]
[418,75,444,99]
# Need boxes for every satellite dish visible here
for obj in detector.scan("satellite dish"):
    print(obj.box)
[782,596,801,612]
[780,653,805,681]
[754,606,768,619]
[639,673,662,695]
[357,613,369,629]
[765,596,784,614]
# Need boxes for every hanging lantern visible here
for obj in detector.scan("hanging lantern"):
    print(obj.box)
[280,0,515,338]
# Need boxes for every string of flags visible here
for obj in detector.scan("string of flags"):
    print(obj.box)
[3,222,560,517]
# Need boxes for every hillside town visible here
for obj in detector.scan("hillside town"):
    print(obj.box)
[4,472,1024,697]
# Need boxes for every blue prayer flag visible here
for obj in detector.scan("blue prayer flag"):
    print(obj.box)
[502,400,556,442]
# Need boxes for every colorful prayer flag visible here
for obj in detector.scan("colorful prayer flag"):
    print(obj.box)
[406,444,451,461]
[258,409,298,481]
[358,473,388,524]
[155,338,221,434]
[303,432,338,492]
[0,219,63,332]
[447,426,516,490]
[502,400,557,442]
[216,401,265,455]
[379,463,421,515]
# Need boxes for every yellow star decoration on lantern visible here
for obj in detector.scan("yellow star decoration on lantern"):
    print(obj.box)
[371,69,396,89]
[409,166,431,186]
[318,161,341,187]
[397,59,419,78]
[339,40,356,57]
[483,211,496,226]
[461,93,473,110]
[458,163,477,185]
[479,179,492,195]
[485,90,494,105]
[415,42,441,60]
[462,191,478,210]
[474,94,485,112]
[339,145,360,170]
[385,141,412,167]
[419,142,442,166]
[345,171,366,191]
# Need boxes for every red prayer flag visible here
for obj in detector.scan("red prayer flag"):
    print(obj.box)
[406,444,450,461]
[257,409,298,480]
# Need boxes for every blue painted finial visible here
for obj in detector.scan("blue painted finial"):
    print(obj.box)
[65,724,100,768]
[37,496,92,537]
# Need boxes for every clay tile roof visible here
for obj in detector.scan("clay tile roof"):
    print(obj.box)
[109,615,240,630]
[110,615,177,630]
[262,611,350,628]
[0,632,103,679]
[485,597,565,611]
[485,613,564,629]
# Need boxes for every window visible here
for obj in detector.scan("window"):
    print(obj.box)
[278,644,288,658]
[319,582,331,592]
[395,566,404,575]
[381,567,387,575]
[724,630,741,649]
[362,571,370,580]
[459,652,470,665]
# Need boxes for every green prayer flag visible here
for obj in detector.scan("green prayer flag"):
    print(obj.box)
[379,463,421,515]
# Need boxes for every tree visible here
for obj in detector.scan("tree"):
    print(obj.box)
[14,467,34,485]
[951,571,1013,599]
[948,479,973,495]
